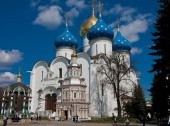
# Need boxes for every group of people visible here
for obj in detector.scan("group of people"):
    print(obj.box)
[73,115,79,123]
[112,113,130,126]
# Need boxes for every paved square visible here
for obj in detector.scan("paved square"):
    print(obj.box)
[7,120,113,126]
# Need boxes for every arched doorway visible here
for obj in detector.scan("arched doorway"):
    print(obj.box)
[45,93,56,112]
[14,91,24,112]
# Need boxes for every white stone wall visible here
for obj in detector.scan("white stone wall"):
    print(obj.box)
[89,38,112,57]
[50,57,68,79]
[55,47,74,60]
[89,62,102,117]
[77,53,90,102]
[30,61,48,113]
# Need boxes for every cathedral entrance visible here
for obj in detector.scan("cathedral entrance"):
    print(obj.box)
[64,110,68,120]
[14,91,24,112]
[45,93,56,112]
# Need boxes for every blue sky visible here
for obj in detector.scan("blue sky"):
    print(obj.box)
[0,0,159,99]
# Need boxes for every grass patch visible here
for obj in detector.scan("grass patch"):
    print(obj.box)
[81,117,140,123]
[82,117,113,123]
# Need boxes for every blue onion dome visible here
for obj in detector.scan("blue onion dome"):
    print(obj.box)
[55,26,78,48]
[87,16,114,41]
[113,31,131,51]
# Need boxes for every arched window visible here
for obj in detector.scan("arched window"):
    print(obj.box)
[74,93,76,98]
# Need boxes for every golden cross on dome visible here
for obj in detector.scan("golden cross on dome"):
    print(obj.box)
[17,66,22,82]
[115,18,120,31]
[64,12,69,26]
[18,66,21,76]
[90,0,96,15]
[98,1,103,17]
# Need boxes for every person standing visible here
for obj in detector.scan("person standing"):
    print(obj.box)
[142,116,146,126]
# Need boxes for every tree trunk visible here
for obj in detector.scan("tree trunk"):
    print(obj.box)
[117,95,122,117]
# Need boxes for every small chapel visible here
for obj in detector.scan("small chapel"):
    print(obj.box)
[1,71,31,117]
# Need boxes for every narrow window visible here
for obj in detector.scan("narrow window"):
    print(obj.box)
[41,71,43,82]
[59,68,62,78]
[65,53,67,58]
[80,64,82,76]
[96,44,98,55]
[104,44,106,54]
[66,92,67,98]
[74,93,76,98]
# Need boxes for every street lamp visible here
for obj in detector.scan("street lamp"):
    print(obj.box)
[166,74,170,125]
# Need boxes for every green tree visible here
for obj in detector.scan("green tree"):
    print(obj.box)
[124,101,133,117]
[149,0,170,119]
[132,84,146,119]
[124,84,146,119]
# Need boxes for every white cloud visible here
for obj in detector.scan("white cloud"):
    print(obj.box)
[67,8,79,25]
[0,49,23,70]
[107,4,153,42]
[30,0,40,7]
[0,72,16,86]
[66,0,87,9]
[131,47,142,55]
[33,5,63,29]
[104,4,135,19]
[120,18,149,42]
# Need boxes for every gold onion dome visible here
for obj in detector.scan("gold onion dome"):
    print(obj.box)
[80,12,98,37]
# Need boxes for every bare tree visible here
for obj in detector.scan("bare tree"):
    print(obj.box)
[96,51,134,117]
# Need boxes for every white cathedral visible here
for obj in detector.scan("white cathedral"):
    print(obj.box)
[29,2,138,120]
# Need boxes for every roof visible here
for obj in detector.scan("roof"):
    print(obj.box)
[113,31,131,51]
[87,16,113,41]
[55,26,78,48]
[5,82,30,92]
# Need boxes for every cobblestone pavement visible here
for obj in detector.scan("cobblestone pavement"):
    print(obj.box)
[6,120,157,126]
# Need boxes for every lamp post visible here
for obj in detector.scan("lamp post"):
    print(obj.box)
[168,96,170,125]
[166,74,170,125]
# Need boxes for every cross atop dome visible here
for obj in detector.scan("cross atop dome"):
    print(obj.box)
[115,18,121,31]
[17,67,22,83]
[64,12,69,27]
[98,1,103,17]
[90,0,96,16]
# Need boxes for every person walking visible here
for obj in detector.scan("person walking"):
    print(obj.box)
[3,116,7,126]
[125,118,129,126]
